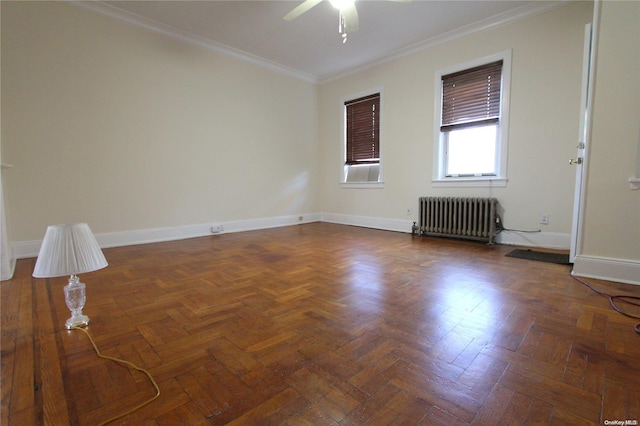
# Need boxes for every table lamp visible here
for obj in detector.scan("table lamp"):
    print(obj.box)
[33,223,107,329]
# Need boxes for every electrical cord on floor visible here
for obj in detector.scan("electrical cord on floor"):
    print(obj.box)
[570,273,640,335]
[495,214,542,234]
[71,326,161,425]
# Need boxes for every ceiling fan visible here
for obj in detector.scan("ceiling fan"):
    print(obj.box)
[283,0,408,44]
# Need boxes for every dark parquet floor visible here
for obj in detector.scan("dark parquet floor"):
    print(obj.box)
[2,223,639,425]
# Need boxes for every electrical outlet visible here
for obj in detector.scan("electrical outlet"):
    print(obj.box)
[540,214,549,225]
[211,225,224,234]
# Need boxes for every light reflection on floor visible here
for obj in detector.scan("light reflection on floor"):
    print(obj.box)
[344,253,385,315]
[429,267,507,342]
[339,249,513,357]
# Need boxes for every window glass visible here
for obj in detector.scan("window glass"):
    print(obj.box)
[446,125,497,176]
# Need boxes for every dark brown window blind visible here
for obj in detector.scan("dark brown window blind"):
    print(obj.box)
[441,60,503,132]
[345,93,380,165]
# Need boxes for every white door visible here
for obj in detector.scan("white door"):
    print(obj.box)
[570,23,595,262]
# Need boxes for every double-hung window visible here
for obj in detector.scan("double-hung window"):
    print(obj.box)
[342,92,382,185]
[434,51,511,187]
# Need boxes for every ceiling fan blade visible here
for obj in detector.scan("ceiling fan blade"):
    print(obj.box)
[342,3,359,32]
[283,0,323,21]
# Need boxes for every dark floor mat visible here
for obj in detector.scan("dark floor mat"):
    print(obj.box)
[506,249,571,265]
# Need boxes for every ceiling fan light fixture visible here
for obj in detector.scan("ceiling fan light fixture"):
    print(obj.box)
[283,0,364,43]
[329,0,355,10]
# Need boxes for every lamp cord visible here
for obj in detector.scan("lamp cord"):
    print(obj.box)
[71,326,161,425]
[570,274,640,335]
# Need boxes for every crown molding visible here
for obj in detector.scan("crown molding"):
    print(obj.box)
[66,0,569,86]
[319,1,571,83]
[66,1,319,84]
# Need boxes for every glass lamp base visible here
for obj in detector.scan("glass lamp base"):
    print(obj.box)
[64,275,90,329]
[65,314,90,329]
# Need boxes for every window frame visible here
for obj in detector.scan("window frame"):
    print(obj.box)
[340,88,384,188]
[433,51,512,188]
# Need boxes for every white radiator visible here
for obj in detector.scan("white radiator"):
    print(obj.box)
[418,197,498,244]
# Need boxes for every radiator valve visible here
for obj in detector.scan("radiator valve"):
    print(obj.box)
[411,221,419,235]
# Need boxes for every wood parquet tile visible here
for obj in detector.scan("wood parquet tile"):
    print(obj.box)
[2,222,640,425]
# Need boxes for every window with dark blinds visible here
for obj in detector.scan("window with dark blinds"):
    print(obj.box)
[441,60,503,132]
[345,93,380,165]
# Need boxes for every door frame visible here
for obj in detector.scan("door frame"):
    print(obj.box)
[570,6,600,263]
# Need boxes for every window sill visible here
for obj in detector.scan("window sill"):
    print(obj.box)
[340,181,384,189]
[432,177,507,188]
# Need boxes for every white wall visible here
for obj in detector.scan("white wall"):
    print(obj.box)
[318,2,593,247]
[572,0,640,284]
[1,2,319,250]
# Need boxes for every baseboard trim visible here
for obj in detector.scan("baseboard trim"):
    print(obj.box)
[11,213,322,259]
[6,216,570,259]
[496,230,571,250]
[320,213,413,234]
[322,214,572,249]
[572,255,640,286]
[10,214,638,287]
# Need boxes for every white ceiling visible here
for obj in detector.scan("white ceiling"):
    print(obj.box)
[76,0,567,83]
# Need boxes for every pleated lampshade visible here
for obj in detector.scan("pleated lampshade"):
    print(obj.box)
[33,223,108,278]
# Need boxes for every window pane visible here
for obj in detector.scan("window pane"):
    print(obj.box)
[446,125,497,175]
